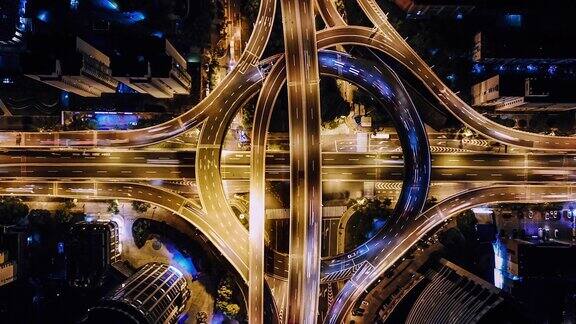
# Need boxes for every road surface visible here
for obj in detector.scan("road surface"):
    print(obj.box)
[280,0,323,321]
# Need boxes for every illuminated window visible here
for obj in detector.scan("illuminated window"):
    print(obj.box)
[505,14,522,27]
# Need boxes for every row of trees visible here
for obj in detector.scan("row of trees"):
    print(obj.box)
[0,197,153,226]
[0,197,30,226]
[241,0,261,26]
[65,115,97,131]
[490,113,576,136]
[215,275,241,319]
[0,197,81,226]
[104,200,151,215]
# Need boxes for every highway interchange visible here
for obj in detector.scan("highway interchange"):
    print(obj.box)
[4,0,576,323]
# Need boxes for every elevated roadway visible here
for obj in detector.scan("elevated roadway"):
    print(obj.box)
[316,50,431,290]
[280,0,323,321]
[2,151,576,183]
[249,57,287,323]
[0,0,276,149]
[319,3,576,151]
[325,183,576,323]
[315,0,346,28]
[5,1,576,321]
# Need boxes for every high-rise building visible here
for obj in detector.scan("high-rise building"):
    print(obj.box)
[66,220,120,288]
[493,237,576,322]
[494,238,576,287]
[83,262,190,324]
[0,0,31,47]
[23,36,118,97]
[112,39,192,99]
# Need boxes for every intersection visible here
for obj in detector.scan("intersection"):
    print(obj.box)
[2,1,576,323]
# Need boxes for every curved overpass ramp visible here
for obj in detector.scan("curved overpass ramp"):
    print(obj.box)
[0,0,277,149]
[325,183,576,323]
[317,50,431,282]
[317,23,576,151]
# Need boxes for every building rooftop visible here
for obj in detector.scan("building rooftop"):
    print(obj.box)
[85,262,190,324]
[110,37,172,78]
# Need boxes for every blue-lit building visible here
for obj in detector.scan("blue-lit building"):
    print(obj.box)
[0,0,31,47]
[471,3,576,71]
[0,0,31,78]
[493,237,576,290]
[0,225,29,282]
[493,237,576,322]
[473,30,576,67]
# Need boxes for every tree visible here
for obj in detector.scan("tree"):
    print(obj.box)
[54,208,72,224]
[456,210,478,240]
[224,304,240,318]
[439,227,466,252]
[424,196,438,210]
[241,0,261,24]
[215,275,241,319]
[130,115,172,130]
[62,198,76,210]
[518,119,528,129]
[489,115,515,128]
[132,219,151,248]
[196,312,208,324]
[217,284,233,301]
[0,197,29,225]
[241,103,256,129]
[346,198,392,250]
[380,197,392,207]
[28,209,52,227]
[438,210,480,269]
[106,200,120,214]
[320,77,350,124]
[131,201,151,214]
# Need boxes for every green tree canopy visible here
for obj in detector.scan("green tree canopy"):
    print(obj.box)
[0,197,29,225]
[62,198,76,210]
[131,201,151,214]
[456,210,478,240]
[224,304,240,318]
[28,209,53,227]
[54,208,72,224]
[106,200,120,214]
[320,77,350,124]
[217,284,233,301]
[132,219,151,248]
